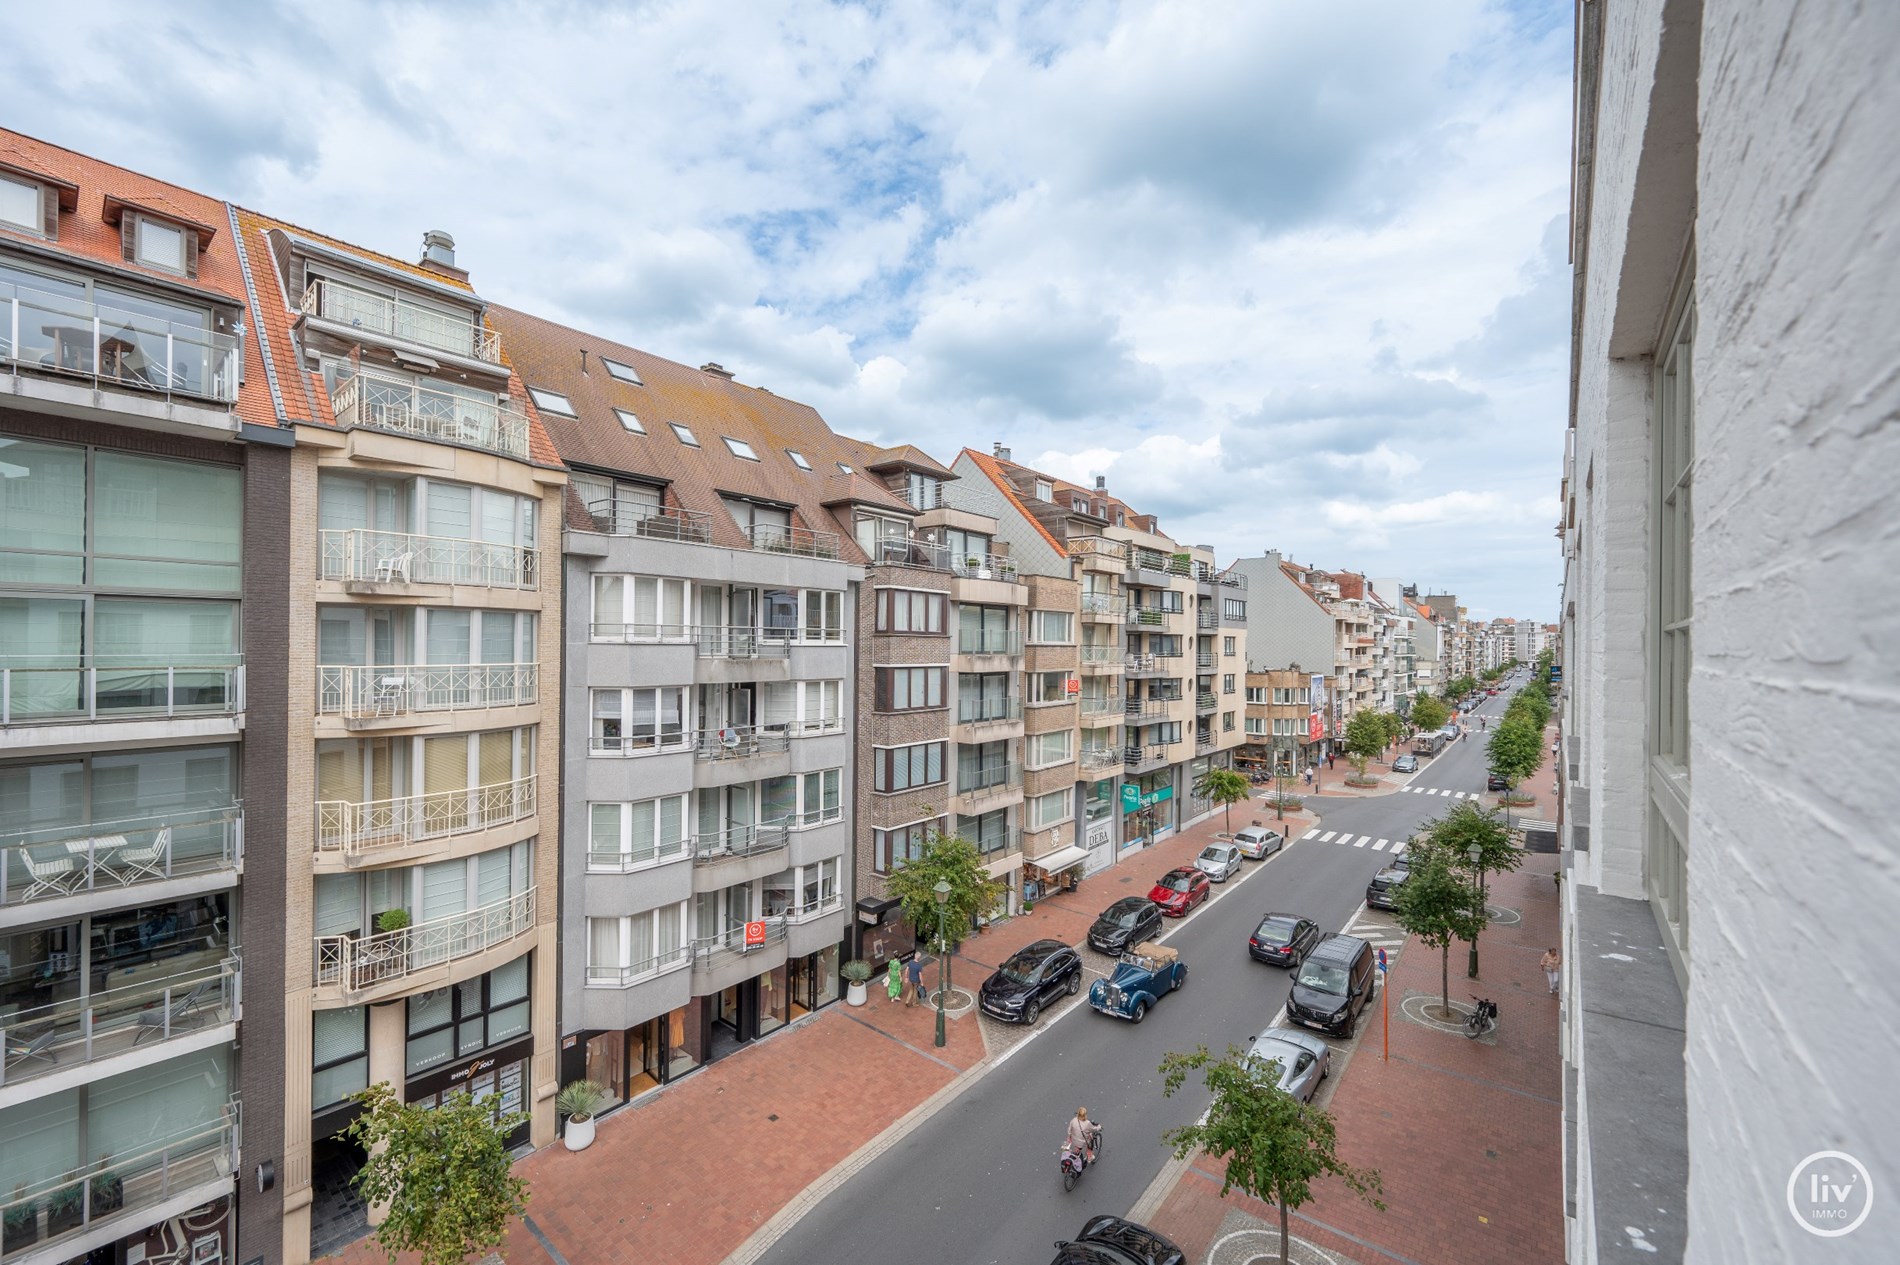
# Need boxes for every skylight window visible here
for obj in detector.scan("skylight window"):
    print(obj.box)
[786,449,812,471]
[837,462,853,475]
[670,422,699,447]
[723,436,760,461]
[528,387,576,417]
[614,409,644,434]
[602,357,644,385]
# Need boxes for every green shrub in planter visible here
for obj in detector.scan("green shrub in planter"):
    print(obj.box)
[44,1182,82,1234]
[375,908,412,934]
[3,1200,39,1252]
[555,1080,611,1124]
[90,1171,123,1216]
[841,959,873,985]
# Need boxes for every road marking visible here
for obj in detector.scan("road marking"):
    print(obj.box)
[1454,791,1469,799]
[1318,831,1336,842]
[1301,828,1320,840]
[1390,839,1407,856]
[1372,838,1389,850]
[1353,835,1370,847]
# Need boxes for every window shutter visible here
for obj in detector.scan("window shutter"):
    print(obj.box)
[41,185,58,240]
[184,229,199,279]
[121,212,138,264]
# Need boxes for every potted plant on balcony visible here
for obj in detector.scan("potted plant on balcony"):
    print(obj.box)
[557,1081,612,1152]
[842,959,873,1006]
[89,1168,123,1217]
[3,1195,39,1254]
[44,1180,82,1236]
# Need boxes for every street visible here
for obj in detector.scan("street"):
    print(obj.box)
[757,686,1521,1265]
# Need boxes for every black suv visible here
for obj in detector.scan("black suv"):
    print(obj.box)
[1286,933,1375,1036]
[1052,1216,1185,1265]
[1088,896,1164,955]
[1248,912,1321,967]
[978,939,1083,1025]
[1365,853,1413,911]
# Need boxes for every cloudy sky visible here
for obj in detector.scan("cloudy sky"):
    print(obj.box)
[6,0,1571,620]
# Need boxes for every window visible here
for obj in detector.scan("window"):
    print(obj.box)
[601,357,644,385]
[1027,670,1072,705]
[587,906,688,986]
[1224,636,1236,656]
[837,462,854,474]
[875,818,940,872]
[670,422,699,446]
[134,216,188,273]
[876,588,946,634]
[1028,729,1074,770]
[723,436,760,461]
[1223,674,1236,695]
[1030,789,1070,830]
[786,449,812,471]
[762,680,844,734]
[1034,479,1053,502]
[1154,721,1183,745]
[960,809,1013,855]
[1223,711,1236,732]
[957,741,1012,790]
[905,472,940,509]
[1030,610,1074,644]
[875,742,945,793]
[1224,598,1247,621]
[312,1006,369,1110]
[614,408,645,433]
[591,686,688,753]
[875,666,946,712]
[1245,717,1266,736]
[588,795,690,869]
[527,387,576,416]
[1648,270,1695,961]
[1246,686,1267,704]
[592,574,690,639]
[406,956,531,1073]
[0,173,43,235]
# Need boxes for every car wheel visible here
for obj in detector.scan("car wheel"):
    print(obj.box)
[1173,967,1186,992]
[1024,1001,1041,1025]
[1065,971,1081,997]
[1131,1001,1148,1024]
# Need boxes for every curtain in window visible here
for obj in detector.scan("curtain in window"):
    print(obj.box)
[655,902,682,953]
[593,803,623,858]
[659,795,684,850]
[625,910,654,966]
[479,730,514,787]
[425,482,472,541]
[0,596,85,714]
[87,1047,227,1160]
[314,873,361,936]
[593,575,623,635]
[477,846,511,908]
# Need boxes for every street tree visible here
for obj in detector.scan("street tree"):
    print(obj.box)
[1341,709,1388,780]
[1409,693,1450,734]
[1194,766,1255,834]
[1487,715,1544,791]
[1391,842,1488,1017]
[348,1082,529,1265]
[1159,1045,1384,1265]
[884,830,1005,953]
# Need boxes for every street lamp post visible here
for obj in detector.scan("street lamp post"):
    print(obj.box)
[1466,841,1485,978]
[932,879,951,1049]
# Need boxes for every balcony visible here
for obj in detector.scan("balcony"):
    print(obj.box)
[1079,593,1127,621]
[1129,548,1192,579]
[0,1100,239,1265]
[329,370,530,460]
[314,775,536,861]
[318,528,538,590]
[1197,609,1219,630]
[868,536,951,571]
[746,522,842,560]
[0,957,239,1093]
[949,553,1020,583]
[586,944,691,989]
[1196,692,1218,714]
[587,835,691,873]
[317,662,536,724]
[954,762,1022,807]
[956,695,1023,727]
[1124,655,1175,678]
[589,728,691,757]
[2,279,240,405]
[956,629,1023,657]
[696,627,794,659]
[693,823,790,864]
[1080,694,1122,719]
[1196,730,1217,752]
[1079,746,1123,772]
[1195,651,1215,670]
[0,656,244,727]
[1126,606,1178,628]
[1125,699,1169,723]
[1124,743,1170,774]
[300,277,501,364]
[692,916,788,967]
[314,889,536,992]
[1,805,243,915]
[694,726,792,762]
[583,497,716,544]
[1066,536,1128,570]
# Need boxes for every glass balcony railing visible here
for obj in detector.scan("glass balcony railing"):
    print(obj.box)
[318,527,538,589]
[329,370,529,459]
[956,695,1023,725]
[746,523,842,559]
[314,889,536,992]
[2,281,239,405]
[317,662,537,720]
[300,278,501,363]
[0,655,243,725]
[1079,592,1127,618]
[949,552,1020,583]
[583,497,716,543]
[956,629,1023,656]
[867,536,951,570]
[955,762,1022,800]
[1,804,243,910]
[0,957,240,1091]
[314,775,536,858]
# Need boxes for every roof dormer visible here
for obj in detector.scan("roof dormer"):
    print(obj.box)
[0,159,77,241]
[101,195,217,279]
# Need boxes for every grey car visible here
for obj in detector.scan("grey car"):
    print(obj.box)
[1231,824,1284,860]
[1244,1025,1332,1102]
[1194,843,1242,883]
[1392,754,1418,773]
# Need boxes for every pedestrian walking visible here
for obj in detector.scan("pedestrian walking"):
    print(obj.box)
[886,957,903,1004]
[906,953,925,1007]
[1327,753,1335,770]
[1541,947,1561,995]
[1303,767,1313,786]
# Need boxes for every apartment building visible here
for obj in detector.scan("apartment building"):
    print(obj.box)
[485,309,859,1104]
[1238,670,1325,776]
[0,134,284,1265]
[228,218,568,1262]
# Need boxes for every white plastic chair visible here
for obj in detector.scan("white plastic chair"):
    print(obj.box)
[112,826,171,885]
[374,551,414,583]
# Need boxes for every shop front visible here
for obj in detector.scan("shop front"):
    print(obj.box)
[854,895,913,973]
[1119,777,1175,850]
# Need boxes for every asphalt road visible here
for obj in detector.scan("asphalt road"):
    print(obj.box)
[757,675,1529,1265]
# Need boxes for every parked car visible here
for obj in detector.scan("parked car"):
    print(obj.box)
[1149,867,1212,916]
[1194,842,1242,883]
[979,939,1083,1025]
[1365,853,1413,911]
[1244,1025,1332,1102]
[1285,933,1376,1036]
[1440,725,1461,743]
[1051,1216,1186,1265]
[1231,823,1284,859]
[1088,941,1186,1023]
[1392,753,1419,773]
[1248,912,1322,967]
[1487,773,1510,791]
[1087,896,1164,956]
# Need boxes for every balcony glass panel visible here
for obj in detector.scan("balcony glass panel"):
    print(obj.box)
[1,273,239,404]
[301,277,498,363]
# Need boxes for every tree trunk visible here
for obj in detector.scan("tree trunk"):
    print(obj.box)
[1441,941,1451,1016]
[1280,1198,1291,1264]
[1224,801,1233,833]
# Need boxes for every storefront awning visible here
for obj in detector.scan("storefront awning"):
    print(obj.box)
[855,894,902,924]
[1031,844,1090,874]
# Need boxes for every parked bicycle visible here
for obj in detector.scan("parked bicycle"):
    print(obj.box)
[1465,995,1498,1039]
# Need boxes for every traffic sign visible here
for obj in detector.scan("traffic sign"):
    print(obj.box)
[1376,947,1388,973]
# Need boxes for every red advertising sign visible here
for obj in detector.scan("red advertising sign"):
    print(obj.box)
[1308,712,1325,743]
[744,920,767,947]
[1066,676,1081,695]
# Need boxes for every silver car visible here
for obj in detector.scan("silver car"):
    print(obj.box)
[1231,825,1284,860]
[1194,842,1242,882]
[1244,1025,1332,1102]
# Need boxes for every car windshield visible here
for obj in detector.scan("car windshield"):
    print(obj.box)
[1158,873,1190,892]
[1000,954,1048,984]
[1198,848,1225,862]
[1257,917,1296,940]
[1113,908,1142,927]
[1296,962,1349,993]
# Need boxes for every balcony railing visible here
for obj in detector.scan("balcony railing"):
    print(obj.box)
[1,805,243,910]
[314,889,536,991]
[868,536,951,570]
[589,728,692,756]
[318,527,539,589]
[1197,609,1219,630]
[1124,743,1170,771]
[1080,694,1122,718]
[301,277,501,363]
[956,695,1023,725]
[0,655,244,725]
[693,915,789,963]
[330,369,529,459]
[1080,746,1123,771]
[901,482,946,510]
[694,726,791,761]
[1195,651,1216,669]
[317,662,537,720]
[586,944,692,988]
[746,522,842,559]
[955,762,1022,799]
[697,627,796,659]
[0,956,240,1090]
[1196,730,1217,751]
[956,629,1023,656]
[1079,592,1127,619]
[314,775,536,858]
[1124,654,1177,677]
[0,1100,239,1261]
[1065,536,1127,565]
[1079,644,1123,664]
[2,280,240,404]
[1196,692,1218,713]
[693,823,791,863]
[587,835,691,873]
[1125,699,1169,723]
[784,890,847,922]
[950,553,1020,583]
[1130,548,1193,577]
[584,497,717,544]
[1127,606,1178,627]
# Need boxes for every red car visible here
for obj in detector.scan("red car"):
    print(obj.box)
[1149,868,1212,917]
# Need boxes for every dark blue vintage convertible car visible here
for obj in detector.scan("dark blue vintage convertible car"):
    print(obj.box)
[1087,942,1186,1023]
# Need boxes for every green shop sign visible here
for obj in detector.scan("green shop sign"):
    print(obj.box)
[1120,783,1174,813]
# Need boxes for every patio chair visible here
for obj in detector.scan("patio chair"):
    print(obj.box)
[4,1026,57,1070]
[373,551,414,584]
[132,980,213,1045]
[111,826,172,885]
[21,847,81,901]
[368,676,408,717]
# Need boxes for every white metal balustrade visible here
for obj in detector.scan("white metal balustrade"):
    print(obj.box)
[1,805,243,909]
[314,889,536,991]
[691,823,790,863]
[0,656,244,725]
[745,523,842,559]
[317,662,537,719]
[949,552,1019,582]
[585,944,691,988]
[2,281,240,404]
[318,528,538,589]
[693,726,791,761]
[329,370,529,459]
[300,278,501,363]
[587,836,691,872]
[584,498,716,544]
[314,775,536,857]
[0,957,240,1089]
[692,915,788,963]
[696,627,794,659]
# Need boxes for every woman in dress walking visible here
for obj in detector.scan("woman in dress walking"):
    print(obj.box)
[887,956,904,1004]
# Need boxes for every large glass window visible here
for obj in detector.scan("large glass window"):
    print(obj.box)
[313,1006,370,1110]
[1648,272,1695,965]
[875,666,945,712]
[874,818,941,872]
[874,742,944,793]
[405,955,533,1074]
[590,686,688,752]
[588,795,690,868]
[875,588,945,634]
[1028,730,1074,769]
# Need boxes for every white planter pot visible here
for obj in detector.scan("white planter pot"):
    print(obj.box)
[564,1115,596,1152]
[846,980,868,1007]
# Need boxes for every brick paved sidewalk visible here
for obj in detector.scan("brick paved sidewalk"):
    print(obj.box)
[1145,852,1564,1265]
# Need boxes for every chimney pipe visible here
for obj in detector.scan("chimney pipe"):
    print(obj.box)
[421,230,456,268]
[1094,475,1106,490]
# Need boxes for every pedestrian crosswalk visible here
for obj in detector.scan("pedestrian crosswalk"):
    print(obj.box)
[1297,831,1395,850]
[1398,786,1472,798]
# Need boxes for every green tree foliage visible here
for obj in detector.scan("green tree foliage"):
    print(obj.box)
[1376,710,1404,750]
[1507,683,1551,731]
[1391,842,1488,1015]
[1419,802,1524,906]
[884,830,1005,952]
[1409,693,1450,734]
[1159,1045,1384,1265]
[1486,716,1545,790]
[1194,766,1256,833]
[347,1082,528,1265]
[1341,709,1388,779]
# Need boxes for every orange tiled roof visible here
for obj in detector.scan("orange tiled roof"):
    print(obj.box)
[960,448,1065,554]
